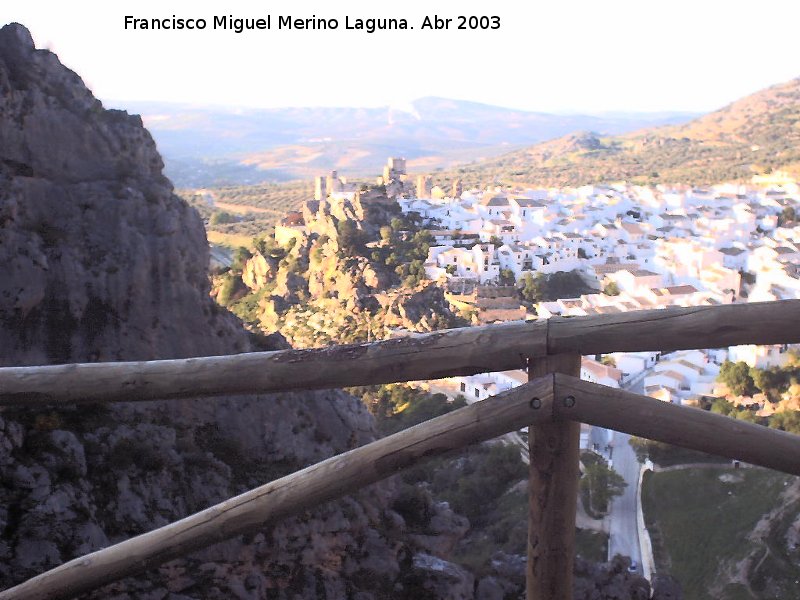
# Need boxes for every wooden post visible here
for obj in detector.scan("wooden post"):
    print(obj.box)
[527,353,581,600]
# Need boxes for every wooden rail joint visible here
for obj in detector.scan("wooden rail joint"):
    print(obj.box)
[551,373,800,477]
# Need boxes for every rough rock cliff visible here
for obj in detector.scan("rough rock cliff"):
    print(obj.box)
[0,23,247,365]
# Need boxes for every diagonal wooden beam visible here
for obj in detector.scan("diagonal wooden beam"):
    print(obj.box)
[0,376,555,600]
[553,373,800,476]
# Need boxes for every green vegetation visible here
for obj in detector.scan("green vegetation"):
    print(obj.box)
[778,206,797,226]
[180,182,311,251]
[642,467,800,599]
[719,361,758,396]
[603,281,620,296]
[368,213,434,287]
[580,452,626,516]
[210,181,312,219]
[629,437,732,467]
[498,268,516,286]
[519,272,541,303]
[215,274,240,306]
[350,384,467,435]
[520,270,594,304]
[336,219,367,256]
[207,230,260,249]
[575,529,610,564]
[717,355,800,403]
[208,210,238,225]
[632,353,800,466]
[600,355,617,367]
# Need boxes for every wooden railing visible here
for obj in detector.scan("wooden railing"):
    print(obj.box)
[2,300,800,600]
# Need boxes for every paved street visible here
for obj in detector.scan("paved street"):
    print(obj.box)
[606,372,647,571]
[607,430,641,569]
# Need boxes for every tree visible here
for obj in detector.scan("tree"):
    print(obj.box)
[209,210,236,226]
[779,206,797,226]
[629,436,652,464]
[718,360,757,396]
[735,409,759,424]
[489,235,503,247]
[216,274,241,306]
[750,366,788,401]
[520,272,545,303]
[580,459,626,515]
[600,355,617,367]
[336,219,366,255]
[499,268,515,286]
[710,397,734,416]
[769,410,800,435]
[230,246,252,271]
[603,281,620,296]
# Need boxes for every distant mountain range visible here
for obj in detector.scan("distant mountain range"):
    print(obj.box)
[455,77,800,187]
[117,98,697,187]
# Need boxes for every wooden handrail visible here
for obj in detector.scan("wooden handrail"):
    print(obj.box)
[0,320,547,407]
[0,377,555,600]
[1,300,799,407]
[554,374,800,476]
[547,299,800,356]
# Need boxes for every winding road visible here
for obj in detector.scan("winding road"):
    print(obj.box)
[606,372,647,573]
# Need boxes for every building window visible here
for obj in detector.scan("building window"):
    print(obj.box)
[460,382,466,392]
[474,388,480,398]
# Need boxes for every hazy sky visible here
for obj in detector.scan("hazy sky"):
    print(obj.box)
[5,0,800,114]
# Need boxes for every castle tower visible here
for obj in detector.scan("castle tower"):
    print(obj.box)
[388,157,407,175]
[452,178,463,199]
[327,170,343,193]
[416,175,432,198]
[314,175,327,201]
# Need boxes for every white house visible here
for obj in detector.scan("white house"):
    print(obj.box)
[580,357,622,388]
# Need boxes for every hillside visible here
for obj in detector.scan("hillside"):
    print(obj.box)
[455,77,800,187]
[643,468,800,599]
[122,98,695,187]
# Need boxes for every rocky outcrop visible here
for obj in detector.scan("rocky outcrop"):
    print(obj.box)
[382,283,463,332]
[0,390,415,598]
[573,556,652,599]
[241,251,278,291]
[0,23,245,366]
